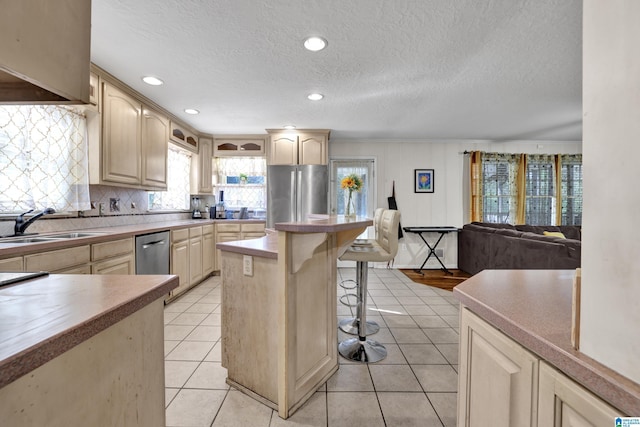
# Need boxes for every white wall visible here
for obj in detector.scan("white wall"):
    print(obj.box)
[581,0,640,384]
[330,139,581,269]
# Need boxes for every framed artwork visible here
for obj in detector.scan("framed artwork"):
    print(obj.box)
[414,169,434,193]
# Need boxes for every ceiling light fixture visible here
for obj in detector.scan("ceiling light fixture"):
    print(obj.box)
[283,125,296,130]
[142,76,164,86]
[303,36,328,52]
[184,108,200,115]
[307,93,324,101]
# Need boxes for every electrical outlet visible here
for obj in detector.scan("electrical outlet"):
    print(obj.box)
[99,203,105,216]
[110,198,120,212]
[243,255,253,276]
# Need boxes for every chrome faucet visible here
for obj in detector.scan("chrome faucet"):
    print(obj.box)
[14,208,56,236]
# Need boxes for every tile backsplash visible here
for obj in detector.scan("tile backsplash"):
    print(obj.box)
[0,185,192,236]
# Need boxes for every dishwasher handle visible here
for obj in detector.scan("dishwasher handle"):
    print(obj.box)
[142,239,166,249]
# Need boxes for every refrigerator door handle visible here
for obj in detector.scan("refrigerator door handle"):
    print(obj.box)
[290,170,296,222]
[296,170,303,221]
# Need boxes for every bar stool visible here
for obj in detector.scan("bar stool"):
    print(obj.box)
[338,209,401,363]
[339,208,384,335]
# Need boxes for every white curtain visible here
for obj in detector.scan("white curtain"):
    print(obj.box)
[0,105,90,213]
[148,145,192,210]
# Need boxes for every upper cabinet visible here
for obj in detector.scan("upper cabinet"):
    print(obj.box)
[191,137,213,194]
[91,81,168,190]
[266,129,330,165]
[213,135,266,157]
[0,0,91,104]
[170,121,199,153]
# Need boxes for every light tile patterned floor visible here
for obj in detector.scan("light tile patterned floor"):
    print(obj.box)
[164,268,459,427]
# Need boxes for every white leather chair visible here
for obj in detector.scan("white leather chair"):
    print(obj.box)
[338,209,401,363]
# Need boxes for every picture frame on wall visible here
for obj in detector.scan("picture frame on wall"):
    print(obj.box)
[414,169,434,193]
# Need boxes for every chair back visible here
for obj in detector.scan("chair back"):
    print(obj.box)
[373,208,384,239]
[376,209,401,258]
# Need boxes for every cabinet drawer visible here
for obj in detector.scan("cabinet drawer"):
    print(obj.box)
[202,224,214,235]
[189,226,202,238]
[25,245,90,272]
[241,223,265,233]
[172,228,190,242]
[216,223,241,233]
[92,238,133,261]
[0,256,24,272]
[92,254,134,275]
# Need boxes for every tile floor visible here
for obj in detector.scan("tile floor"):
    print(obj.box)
[163,267,460,427]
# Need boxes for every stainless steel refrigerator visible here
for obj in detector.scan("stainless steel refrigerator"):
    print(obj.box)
[267,165,328,228]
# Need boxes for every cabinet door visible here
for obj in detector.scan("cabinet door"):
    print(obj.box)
[269,134,298,165]
[298,133,327,165]
[171,240,189,295]
[102,83,142,185]
[203,231,215,277]
[0,257,23,272]
[458,308,539,427]
[215,232,242,271]
[91,254,134,275]
[25,245,91,272]
[189,236,203,286]
[193,138,213,194]
[141,106,169,189]
[538,362,621,426]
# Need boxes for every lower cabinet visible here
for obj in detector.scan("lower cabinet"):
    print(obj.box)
[458,307,624,426]
[189,227,203,286]
[168,225,214,302]
[202,225,214,277]
[214,222,265,271]
[92,255,134,275]
[0,256,24,271]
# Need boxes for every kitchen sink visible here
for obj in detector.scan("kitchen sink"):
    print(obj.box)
[0,232,107,244]
[44,232,107,239]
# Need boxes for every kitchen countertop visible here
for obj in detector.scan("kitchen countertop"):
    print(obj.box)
[0,274,178,389]
[0,218,266,257]
[453,269,640,415]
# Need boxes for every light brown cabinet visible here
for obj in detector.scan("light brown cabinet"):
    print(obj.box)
[189,227,203,286]
[202,225,215,277]
[168,225,213,301]
[458,307,624,426]
[213,135,266,157]
[0,257,23,272]
[96,81,168,190]
[191,137,213,194]
[266,130,330,165]
[91,238,135,275]
[214,222,265,271]
[170,121,198,152]
[0,0,91,103]
[24,246,91,273]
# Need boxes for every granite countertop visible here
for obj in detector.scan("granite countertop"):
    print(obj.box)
[453,269,640,415]
[0,218,266,257]
[0,274,178,389]
[217,234,278,259]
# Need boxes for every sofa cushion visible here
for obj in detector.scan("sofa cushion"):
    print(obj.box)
[543,231,566,239]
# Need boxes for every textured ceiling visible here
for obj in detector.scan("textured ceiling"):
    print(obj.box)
[90,0,582,141]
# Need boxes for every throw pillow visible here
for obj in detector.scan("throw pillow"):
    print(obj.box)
[543,231,566,239]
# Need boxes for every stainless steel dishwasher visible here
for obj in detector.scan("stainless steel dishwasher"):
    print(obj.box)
[135,230,170,274]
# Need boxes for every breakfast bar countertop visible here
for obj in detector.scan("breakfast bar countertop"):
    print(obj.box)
[453,269,640,415]
[0,274,178,389]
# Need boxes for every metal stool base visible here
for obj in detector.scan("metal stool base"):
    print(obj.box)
[339,317,380,335]
[338,337,387,363]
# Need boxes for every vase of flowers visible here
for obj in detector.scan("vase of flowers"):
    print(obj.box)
[341,173,363,218]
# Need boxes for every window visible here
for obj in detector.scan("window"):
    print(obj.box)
[560,154,582,226]
[148,145,191,210]
[214,157,266,211]
[0,105,90,213]
[525,155,555,225]
[471,151,582,225]
[481,153,519,224]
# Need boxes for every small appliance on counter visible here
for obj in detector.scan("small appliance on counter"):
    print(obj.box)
[191,197,202,219]
[215,191,226,219]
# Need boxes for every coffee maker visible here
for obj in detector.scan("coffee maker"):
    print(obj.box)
[191,197,202,219]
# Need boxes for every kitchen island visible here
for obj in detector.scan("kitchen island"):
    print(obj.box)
[217,216,372,419]
[0,273,178,426]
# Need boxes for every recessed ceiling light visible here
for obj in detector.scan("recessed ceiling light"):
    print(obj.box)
[283,125,296,130]
[307,93,324,101]
[184,108,199,115]
[303,36,327,52]
[142,76,164,86]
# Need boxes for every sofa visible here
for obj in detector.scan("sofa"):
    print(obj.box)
[458,222,581,275]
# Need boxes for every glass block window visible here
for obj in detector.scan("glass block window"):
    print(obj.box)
[214,157,266,210]
[148,145,191,210]
[560,154,582,226]
[0,105,90,213]
[525,155,556,225]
